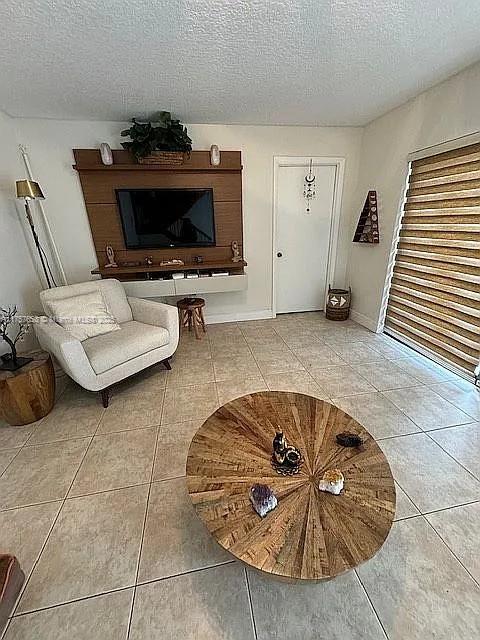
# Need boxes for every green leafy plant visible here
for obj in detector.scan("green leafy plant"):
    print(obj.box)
[120,111,192,160]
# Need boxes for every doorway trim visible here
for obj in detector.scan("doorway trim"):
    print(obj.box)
[272,156,346,316]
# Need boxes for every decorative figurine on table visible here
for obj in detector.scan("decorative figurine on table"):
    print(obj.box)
[249,484,277,517]
[272,430,303,475]
[318,469,344,495]
[231,240,242,263]
[336,431,363,448]
[104,245,117,268]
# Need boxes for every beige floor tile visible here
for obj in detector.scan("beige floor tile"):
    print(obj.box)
[362,334,413,359]
[54,374,71,400]
[357,517,480,640]
[248,569,386,640]
[309,365,376,398]
[28,398,104,445]
[0,448,18,474]
[162,383,218,424]
[153,420,201,481]
[244,333,287,352]
[239,324,278,338]
[426,502,480,583]
[0,421,41,450]
[379,433,480,512]
[431,380,480,420]
[216,377,267,405]
[330,341,385,364]
[392,356,457,384]
[0,438,90,510]
[333,392,420,439]
[293,344,345,369]
[254,350,305,375]
[130,564,254,640]
[114,365,167,395]
[175,337,211,358]
[344,325,375,341]
[207,322,241,336]
[383,386,473,430]
[166,357,215,387]
[18,485,148,612]
[0,502,61,576]
[6,589,133,640]
[59,384,97,403]
[394,483,420,520]
[138,478,232,582]
[429,422,480,479]
[97,390,164,433]
[138,478,229,582]
[318,326,348,343]
[210,340,251,358]
[279,332,325,349]
[69,427,156,496]
[213,354,261,381]
[351,359,420,391]
[264,371,329,399]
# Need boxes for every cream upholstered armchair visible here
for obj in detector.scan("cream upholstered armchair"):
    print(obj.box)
[35,279,178,407]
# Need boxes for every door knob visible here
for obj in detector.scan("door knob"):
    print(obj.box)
[277,252,283,257]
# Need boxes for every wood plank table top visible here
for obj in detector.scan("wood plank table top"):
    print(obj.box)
[186,391,396,581]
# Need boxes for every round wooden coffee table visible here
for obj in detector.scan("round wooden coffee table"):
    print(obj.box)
[186,391,396,581]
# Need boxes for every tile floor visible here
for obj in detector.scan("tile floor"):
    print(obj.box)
[1,313,479,639]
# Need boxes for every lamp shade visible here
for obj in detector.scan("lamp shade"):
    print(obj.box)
[16,180,44,199]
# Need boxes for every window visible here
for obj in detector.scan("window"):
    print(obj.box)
[384,142,480,378]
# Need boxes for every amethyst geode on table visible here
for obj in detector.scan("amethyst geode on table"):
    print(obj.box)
[249,484,278,518]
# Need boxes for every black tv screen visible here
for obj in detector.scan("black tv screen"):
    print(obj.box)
[116,188,216,249]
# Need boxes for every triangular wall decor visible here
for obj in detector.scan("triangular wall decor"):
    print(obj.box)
[353,190,379,243]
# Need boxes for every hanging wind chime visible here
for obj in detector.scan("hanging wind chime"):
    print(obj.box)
[303,158,316,213]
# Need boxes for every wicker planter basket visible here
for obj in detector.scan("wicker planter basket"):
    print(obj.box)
[138,151,186,165]
[325,287,351,321]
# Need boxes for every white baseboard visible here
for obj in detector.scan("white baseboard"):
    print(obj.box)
[350,310,380,333]
[205,309,274,325]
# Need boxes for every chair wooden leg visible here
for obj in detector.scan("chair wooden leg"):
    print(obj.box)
[100,388,110,408]
[162,358,172,370]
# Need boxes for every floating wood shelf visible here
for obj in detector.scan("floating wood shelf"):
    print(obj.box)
[73,149,242,173]
[92,259,247,278]
[353,190,380,244]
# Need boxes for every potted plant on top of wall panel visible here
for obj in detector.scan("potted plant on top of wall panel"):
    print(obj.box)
[120,111,192,164]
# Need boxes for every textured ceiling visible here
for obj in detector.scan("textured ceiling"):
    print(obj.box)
[2,1,480,125]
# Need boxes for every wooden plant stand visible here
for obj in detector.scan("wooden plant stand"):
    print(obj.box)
[0,352,55,426]
[177,298,207,340]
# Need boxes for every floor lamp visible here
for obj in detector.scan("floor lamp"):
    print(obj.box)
[15,179,55,289]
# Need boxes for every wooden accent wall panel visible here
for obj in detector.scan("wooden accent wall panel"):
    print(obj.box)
[73,149,243,269]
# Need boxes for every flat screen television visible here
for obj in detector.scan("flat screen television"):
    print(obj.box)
[116,188,216,249]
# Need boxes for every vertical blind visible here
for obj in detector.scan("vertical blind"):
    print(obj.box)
[384,141,480,378]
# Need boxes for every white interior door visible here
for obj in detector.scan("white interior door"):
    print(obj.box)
[275,161,337,314]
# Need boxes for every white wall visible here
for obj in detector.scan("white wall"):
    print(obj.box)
[347,61,480,330]
[0,111,40,354]
[14,120,363,320]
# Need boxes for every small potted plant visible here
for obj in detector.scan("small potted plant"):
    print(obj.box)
[0,306,32,371]
[121,111,192,165]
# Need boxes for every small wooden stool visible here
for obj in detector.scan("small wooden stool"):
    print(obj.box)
[177,298,207,340]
